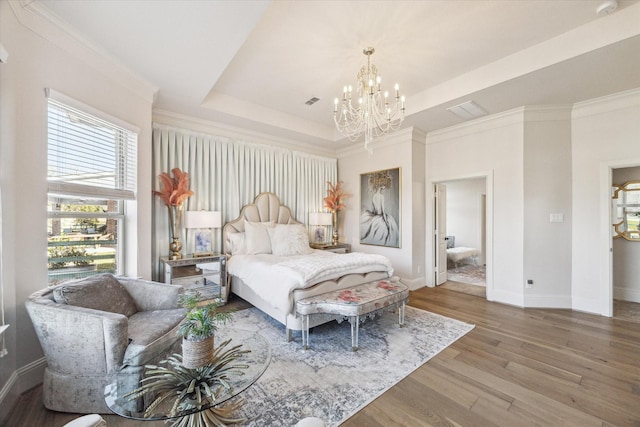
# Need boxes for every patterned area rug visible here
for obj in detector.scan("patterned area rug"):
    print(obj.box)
[221,306,474,426]
[447,264,486,286]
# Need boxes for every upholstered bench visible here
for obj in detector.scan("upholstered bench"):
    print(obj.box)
[295,277,408,351]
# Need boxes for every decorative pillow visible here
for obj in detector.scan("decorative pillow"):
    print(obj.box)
[267,224,314,257]
[227,232,247,255]
[245,221,275,254]
[52,273,138,317]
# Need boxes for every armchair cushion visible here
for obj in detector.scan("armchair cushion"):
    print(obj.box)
[123,308,186,366]
[53,274,138,317]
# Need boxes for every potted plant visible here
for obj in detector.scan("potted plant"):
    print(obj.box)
[178,291,233,369]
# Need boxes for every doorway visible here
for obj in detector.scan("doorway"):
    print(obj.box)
[435,177,487,298]
[611,166,640,323]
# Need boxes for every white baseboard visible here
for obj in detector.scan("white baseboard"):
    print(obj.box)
[572,296,602,315]
[524,294,572,308]
[0,357,46,423]
[613,286,640,303]
[401,276,425,291]
[488,289,524,307]
[0,370,19,423]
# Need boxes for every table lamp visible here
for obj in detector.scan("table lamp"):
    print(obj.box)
[184,210,222,257]
[309,212,333,245]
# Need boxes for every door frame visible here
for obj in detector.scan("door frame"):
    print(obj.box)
[427,171,494,300]
[599,158,640,317]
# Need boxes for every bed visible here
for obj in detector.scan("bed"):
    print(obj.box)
[222,192,394,340]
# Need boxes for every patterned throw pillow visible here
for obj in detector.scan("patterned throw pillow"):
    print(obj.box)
[52,273,138,317]
[267,224,314,257]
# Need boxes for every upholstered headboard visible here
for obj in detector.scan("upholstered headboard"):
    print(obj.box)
[223,192,302,255]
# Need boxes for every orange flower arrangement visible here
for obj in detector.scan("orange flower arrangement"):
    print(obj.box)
[153,168,194,206]
[323,181,350,212]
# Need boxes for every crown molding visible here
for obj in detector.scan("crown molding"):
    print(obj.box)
[9,0,158,104]
[336,127,421,158]
[572,87,640,119]
[152,109,337,160]
[427,107,526,145]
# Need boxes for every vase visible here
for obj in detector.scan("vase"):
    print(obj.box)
[168,205,183,260]
[332,210,339,245]
[182,336,214,369]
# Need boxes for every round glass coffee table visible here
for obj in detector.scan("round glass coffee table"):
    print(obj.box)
[105,328,270,424]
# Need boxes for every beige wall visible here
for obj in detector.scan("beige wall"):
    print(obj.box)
[337,128,427,289]
[522,107,573,308]
[571,89,640,315]
[0,2,155,417]
[427,109,525,306]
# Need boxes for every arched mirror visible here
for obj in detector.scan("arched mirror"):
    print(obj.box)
[612,180,640,241]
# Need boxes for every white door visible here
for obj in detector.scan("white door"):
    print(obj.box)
[435,184,448,285]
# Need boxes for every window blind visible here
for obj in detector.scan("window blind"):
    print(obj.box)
[46,90,138,200]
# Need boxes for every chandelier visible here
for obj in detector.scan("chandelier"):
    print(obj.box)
[333,47,405,153]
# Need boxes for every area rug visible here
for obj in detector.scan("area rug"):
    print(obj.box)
[220,306,474,426]
[441,280,486,298]
[447,264,486,286]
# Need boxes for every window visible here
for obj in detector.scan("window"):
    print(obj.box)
[46,89,138,285]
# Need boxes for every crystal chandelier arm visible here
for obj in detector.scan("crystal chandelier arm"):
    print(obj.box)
[333,47,405,151]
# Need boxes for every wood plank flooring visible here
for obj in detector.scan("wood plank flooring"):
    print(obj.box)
[5,287,640,426]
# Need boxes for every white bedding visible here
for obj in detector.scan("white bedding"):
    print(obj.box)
[228,250,393,314]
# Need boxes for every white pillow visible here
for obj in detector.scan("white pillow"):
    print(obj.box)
[245,221,275,254]
[267,224,314,257]
[227,232,246,255]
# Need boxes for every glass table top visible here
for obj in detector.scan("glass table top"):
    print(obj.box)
[104,328,271,421]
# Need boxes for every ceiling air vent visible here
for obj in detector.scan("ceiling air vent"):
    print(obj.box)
[447,101,488,120]
[305,97,320,106]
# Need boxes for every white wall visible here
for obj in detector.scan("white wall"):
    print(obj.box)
[612,166,640,303]
[442,178,486,260]
[426,109,525,306]
[522,107,573,308]
[337,127,426,289]
[571,89,640,315]
[0,2,155,417]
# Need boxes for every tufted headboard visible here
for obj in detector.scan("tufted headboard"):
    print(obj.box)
[223,192,302,256]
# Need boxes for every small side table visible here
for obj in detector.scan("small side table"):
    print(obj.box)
[296,277,408,351]
[161,254,228,303]
[310,242,351,254]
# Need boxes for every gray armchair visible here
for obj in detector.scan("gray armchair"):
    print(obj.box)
[26,273,186,414]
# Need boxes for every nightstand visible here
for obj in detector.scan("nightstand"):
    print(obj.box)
[310,243,351,254]
[161,254,228,303]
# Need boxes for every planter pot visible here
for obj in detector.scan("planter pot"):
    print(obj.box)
[182,336,214,368]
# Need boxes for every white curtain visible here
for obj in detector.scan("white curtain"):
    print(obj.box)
[152,125,337,280]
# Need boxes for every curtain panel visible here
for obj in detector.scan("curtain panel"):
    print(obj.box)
[152,126,337,280]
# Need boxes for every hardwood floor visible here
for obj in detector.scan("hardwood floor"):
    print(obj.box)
[6,287,640,426]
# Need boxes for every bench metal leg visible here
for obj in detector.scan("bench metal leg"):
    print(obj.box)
[301,315,310,350]
[398,301,406,327]
[350,315,359,351]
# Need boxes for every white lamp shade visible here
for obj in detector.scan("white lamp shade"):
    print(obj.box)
[184,211,222,229]
[309,212,332,226]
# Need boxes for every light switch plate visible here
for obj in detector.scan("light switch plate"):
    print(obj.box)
[550,213,564,223]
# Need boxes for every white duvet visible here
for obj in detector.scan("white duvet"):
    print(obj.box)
[228,250,393,313]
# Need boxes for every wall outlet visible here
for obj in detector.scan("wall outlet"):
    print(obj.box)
[526,279,533,288]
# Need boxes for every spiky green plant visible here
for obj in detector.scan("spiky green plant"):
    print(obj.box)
[125,339,250,427]
[177,291,233,341]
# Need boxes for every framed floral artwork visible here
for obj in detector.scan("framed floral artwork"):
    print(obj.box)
[359,167,401,248]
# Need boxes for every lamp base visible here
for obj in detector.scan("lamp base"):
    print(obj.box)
[169,238,183,260]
